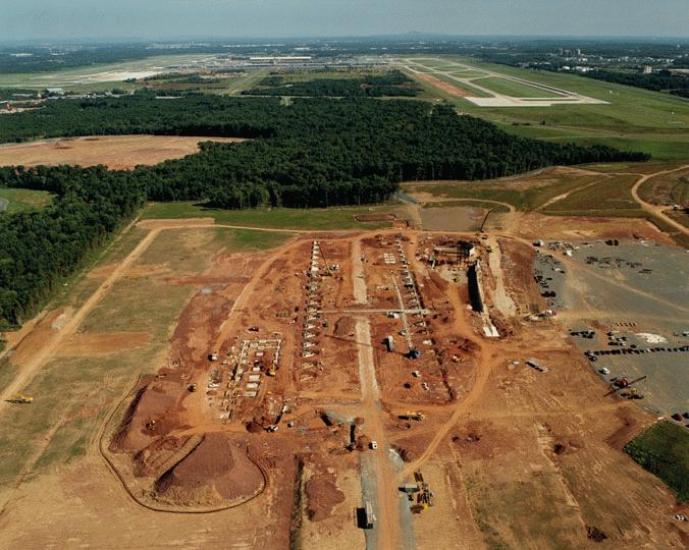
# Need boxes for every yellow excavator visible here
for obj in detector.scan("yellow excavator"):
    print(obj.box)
[6,394,33,404]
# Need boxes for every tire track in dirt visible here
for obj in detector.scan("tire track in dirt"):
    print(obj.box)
[0,227,162,417]
[630,164,689,238]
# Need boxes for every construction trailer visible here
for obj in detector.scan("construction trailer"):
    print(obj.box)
[384,335,395,352]
[364,501,376,529]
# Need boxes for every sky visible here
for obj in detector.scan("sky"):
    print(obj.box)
[1,0,688,42]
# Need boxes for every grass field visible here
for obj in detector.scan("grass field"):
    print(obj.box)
[543,175,639,214]
[0,187,53,213]
[407,56,689,160]
[0,225,288,491]
[143,201,400,230]
[403,170,602,211]
[625,421,689,502]
[472,77,559,98]
[639,169,689,206]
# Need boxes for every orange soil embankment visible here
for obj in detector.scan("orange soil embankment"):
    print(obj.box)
[416,73,472,98]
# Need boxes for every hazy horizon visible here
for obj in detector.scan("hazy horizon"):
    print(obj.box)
[1,0,688,43]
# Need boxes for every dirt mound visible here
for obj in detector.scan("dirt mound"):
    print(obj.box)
[305,471,345,521]
[155,433,264,507]
[392,444,416,463]
[334,316,355,338]
[110,378,188,453]
[133,435,192,477]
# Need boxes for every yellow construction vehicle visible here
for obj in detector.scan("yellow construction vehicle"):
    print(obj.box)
[6,394,33,404]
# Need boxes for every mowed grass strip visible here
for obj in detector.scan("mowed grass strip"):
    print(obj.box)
[625,421,689,502]
[143,201,398,230]
[472,77,560,98]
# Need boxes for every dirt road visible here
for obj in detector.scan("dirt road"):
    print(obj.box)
[630,164,689,237]
[0,227,161,416]
[352,237,368,304]
[355,317,402,550]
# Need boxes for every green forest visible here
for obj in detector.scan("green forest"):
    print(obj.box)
[0,93,648,326]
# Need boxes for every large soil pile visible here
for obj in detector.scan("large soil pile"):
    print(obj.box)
[305,471,345,521]
[155,433,265,507]
[110,378,187,453]
[334,316,355,338]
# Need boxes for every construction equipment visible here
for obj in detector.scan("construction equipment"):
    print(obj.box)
[605,375,647,397]
[6,393,33,404]
[399,411,425,421]
[409,471,434,513]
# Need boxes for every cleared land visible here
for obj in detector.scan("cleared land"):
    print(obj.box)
[2,201,689,547]
[2,91,689,548]
[404,163,689,247]
[0,187,53,213]
[143,201,405,230]
[0,135,246,170]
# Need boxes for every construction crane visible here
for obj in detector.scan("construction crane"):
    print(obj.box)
[6,394,33,404]
[605,375,647,397]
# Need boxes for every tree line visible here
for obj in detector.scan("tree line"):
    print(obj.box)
[0,165,145,325]
[584,69,689,99]
[0,94,649,325]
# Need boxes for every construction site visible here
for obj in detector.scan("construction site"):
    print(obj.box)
[2,183,689,548]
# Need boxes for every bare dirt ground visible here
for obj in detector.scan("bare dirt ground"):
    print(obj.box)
[0,135,246,170]
[2,202,689,548]
[414,73,472,97]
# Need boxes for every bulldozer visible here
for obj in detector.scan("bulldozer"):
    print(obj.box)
[6,393,33,404]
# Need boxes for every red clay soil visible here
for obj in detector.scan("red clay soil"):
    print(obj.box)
[415,73,472,97]
[499,238,547,313]
[110,375,189,453]
[333,316,355,338]
[305,470,345,521]
[155,433,264,506]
